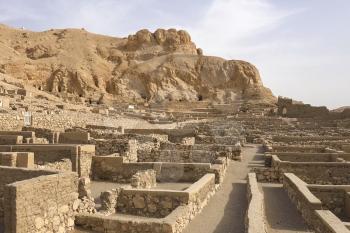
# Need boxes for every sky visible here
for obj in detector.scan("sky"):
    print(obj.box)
[0,0,349,109]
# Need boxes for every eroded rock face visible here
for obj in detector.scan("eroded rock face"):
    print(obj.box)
[0,24,275,104]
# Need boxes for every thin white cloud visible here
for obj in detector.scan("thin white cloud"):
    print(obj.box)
[0,0,349,108]
[189,0,300,58]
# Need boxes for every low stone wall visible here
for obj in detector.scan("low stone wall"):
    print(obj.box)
[92,156,224,184]
[4,171,78,233]
[0,144,94,177]
[0,166,56,223]
[137,149,221,163]
[252,167,280,183]
[272,135,350,143]
[90,138,137,161]
[343,144,350,153]
[75,174,216,233]
[245,173,267,233]
[159,142,241,160]
[270,145,327,153]
[0,131,35,140]
[195,135,240,145]
[283,173,350,233]
[124,129,196,143]
[257,154,350,184]
[0,152,34,168]
[0,135,23,145]
[35,158,73,172]
[22,127,55,143]
[308,185,350,220]
[117,189,189,217]
[58,131,90,144]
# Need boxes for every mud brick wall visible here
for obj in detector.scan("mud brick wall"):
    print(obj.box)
[4,172,78,233]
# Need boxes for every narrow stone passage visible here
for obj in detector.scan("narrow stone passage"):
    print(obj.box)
[262,183,313,233]
[182,144,260,233]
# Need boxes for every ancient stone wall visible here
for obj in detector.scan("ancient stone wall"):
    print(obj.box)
[58,131,90,144]
[117,189,188,217]
[92,156,220,183]
[75,174,216,233]
[245,173,267,233]
[0,135,23,145]
[0,152,34,168]
[159,142,241,160]
[4,171,78,233]
[137,149,220,163]
[195,135,240,145]
[270,145,327,153]
[0,144,94,177]
[283,173,350,233]
[309,186,348,219]
[0,166,56,224]
[90,138,137,161]
[0,114,22,131]
[256,154,350,184]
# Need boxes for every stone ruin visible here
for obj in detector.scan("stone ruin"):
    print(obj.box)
[0,100,349,233]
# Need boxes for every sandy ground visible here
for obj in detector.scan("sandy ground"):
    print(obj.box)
[262,183,313,233]
[182,144,260,233]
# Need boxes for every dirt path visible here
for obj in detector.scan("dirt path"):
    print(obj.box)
[262,183,313,233]
[182,144,261,233]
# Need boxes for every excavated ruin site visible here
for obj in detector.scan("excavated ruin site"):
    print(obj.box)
[0,24,349,233]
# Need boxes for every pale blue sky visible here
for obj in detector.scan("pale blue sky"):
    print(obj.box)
[0,0,349,109]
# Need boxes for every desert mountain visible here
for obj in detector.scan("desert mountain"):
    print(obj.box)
[0,24,275,104]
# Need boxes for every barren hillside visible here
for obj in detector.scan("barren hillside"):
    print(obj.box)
[0,24,275,104]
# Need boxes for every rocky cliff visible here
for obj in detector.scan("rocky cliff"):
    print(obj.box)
[0,24,275,104]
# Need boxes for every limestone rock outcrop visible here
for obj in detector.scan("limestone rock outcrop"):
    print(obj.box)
[0,24,275,104]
